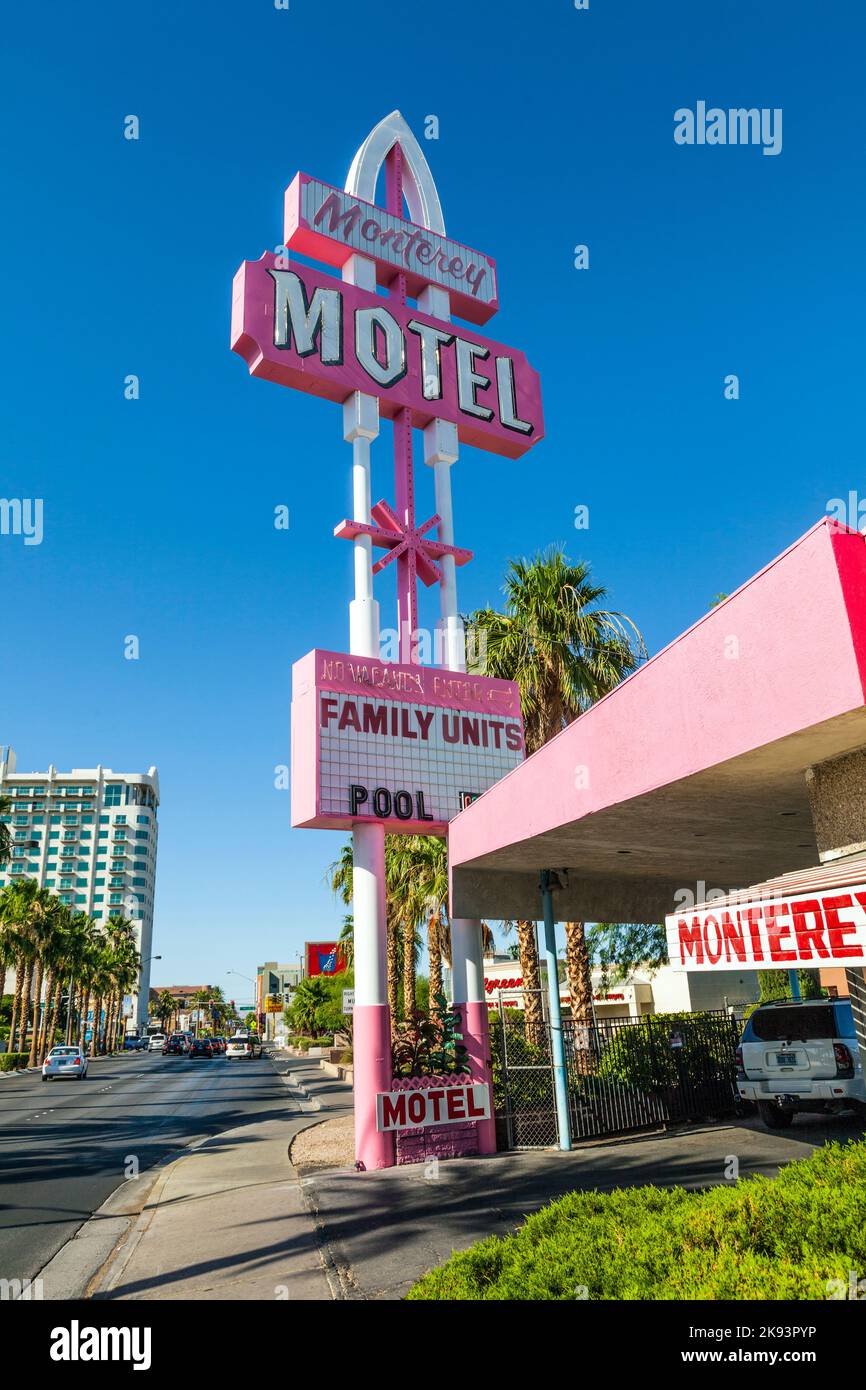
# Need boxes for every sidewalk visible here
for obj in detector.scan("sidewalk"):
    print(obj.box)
[304,1113,864,1299]
[87,1057,353,1301]
[77,1055,861,1302]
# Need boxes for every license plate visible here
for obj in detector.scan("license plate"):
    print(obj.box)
[775,1051,797,1066]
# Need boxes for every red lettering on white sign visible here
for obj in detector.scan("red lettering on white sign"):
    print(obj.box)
[667,886,866,971]
[376,1084,491,1133]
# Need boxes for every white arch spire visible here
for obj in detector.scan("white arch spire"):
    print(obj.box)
[345,111,445,234]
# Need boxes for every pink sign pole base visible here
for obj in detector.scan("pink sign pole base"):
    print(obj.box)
[458,1001,497,1155]
[353,1004,395,1169]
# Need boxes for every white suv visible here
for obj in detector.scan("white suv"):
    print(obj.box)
[226,1032,263,1060]
[737,998,866,1128]
[149,1034,166,1052]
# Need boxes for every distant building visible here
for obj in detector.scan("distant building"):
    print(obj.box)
[0,746,159,1025]
[256,960,304,1039]
[478,953,760,1018]
[148,985,222,1033]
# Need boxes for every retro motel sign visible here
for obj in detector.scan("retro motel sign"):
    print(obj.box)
[232,112,544,1170]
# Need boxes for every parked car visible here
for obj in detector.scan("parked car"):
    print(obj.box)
[190,1037,214,1058]
[210,1036,226,1055]
[226,1032,263,1060]
[737,998,866,1128]
[162,1034,187,1056]
[42,1046,88,1081]
[149,1034,166,1052]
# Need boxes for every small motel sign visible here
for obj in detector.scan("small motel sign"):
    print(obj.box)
[376,1083,491,1133]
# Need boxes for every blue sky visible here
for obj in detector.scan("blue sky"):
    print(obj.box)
[2,1,864,996]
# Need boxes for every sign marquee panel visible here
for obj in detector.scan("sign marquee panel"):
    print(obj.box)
[285,173,499,324]
[231,253,543,459]
[666,884,866,971]
[291,649,524,833]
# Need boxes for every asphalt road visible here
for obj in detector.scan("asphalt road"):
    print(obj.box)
[0,1049,287,1285]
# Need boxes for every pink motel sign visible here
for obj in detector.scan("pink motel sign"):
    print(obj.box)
[231,253,543,459]
[291,648,524,834]
[233,114,535,1169]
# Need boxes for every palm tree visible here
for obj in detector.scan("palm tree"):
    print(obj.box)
[76,927,103,1052]
[88,939,115,1058]
[328,840,402,1022]
[0,869,19,1033]
[0,880,52,1055]
[0,796,11,871]
[100,916,138,1053]
[35,901,73,1062]
[388,837,448,1010]
[191,988,215,1037]
[28,894,66,1066]
[287,976,332,1038]
[468,547,645,1032]
[65,912,98,1045]
[153,989,176,1034]
[385,905,400,1025]
[337,914,354,970]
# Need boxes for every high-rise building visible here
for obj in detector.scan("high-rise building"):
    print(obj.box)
[0,745,159,1025]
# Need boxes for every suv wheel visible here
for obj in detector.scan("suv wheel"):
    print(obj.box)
[757,1101,795,1129]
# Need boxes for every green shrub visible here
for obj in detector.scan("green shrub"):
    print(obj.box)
[758,969,823,1003]
[289,1034,333,1051]
[593,1011,737,1093]
[407,1140,866,1300]
[0,1053,29,1073]
[339,1048,353,1065]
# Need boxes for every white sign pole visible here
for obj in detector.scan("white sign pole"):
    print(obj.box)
[341,236,393,1168]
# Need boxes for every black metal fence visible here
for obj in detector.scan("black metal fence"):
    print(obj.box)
[491,995,740,1149]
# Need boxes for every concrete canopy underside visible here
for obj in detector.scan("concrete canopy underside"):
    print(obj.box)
[449,520,866,923]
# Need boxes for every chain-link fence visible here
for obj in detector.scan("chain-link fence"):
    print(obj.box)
[491,992,740,1148]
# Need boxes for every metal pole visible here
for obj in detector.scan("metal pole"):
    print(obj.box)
[788,969,801,1000]
[539,871,572,1151]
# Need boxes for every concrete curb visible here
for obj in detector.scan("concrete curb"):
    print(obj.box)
[297,1172,362,1300]
[276,1065,321,1111]
[30,1054,264,1298]
[31,1160,177,1300]
[30,1051,356,1302]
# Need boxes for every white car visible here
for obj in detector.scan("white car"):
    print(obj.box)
[226,1032,263,1059]
[149,1034,166,1052]
[737,998,866,1127]
[42,1046,88,1081]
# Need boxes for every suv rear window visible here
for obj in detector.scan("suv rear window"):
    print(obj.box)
[750,1004,836,1042]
